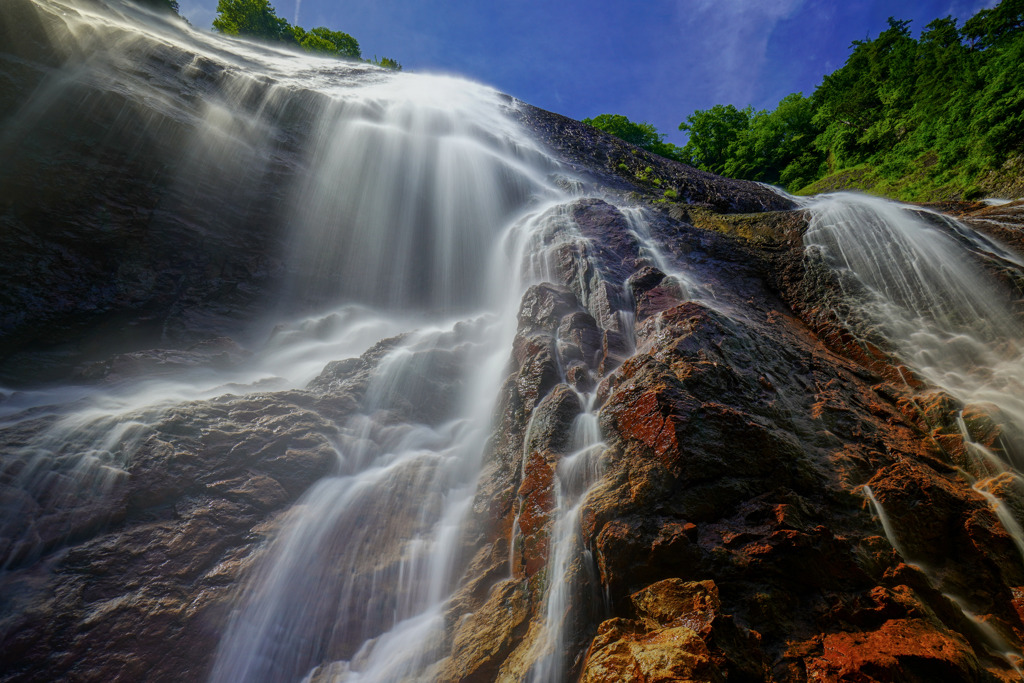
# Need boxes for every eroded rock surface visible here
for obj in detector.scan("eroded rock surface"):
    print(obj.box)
[3,3,1024,682]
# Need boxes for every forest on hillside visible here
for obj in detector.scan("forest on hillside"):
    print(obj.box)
[587,0,1024,200]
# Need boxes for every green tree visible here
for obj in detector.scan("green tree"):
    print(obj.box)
[722,93,823,190]
[370,56,403,70]
[583,114,661,147]
[962,0,1024,49]
[582,114,687,162]
[678,104,751,174]
[214,2,377,63]
[290,28,333,52]
[971,27,1024,157]
[306,27,361,59]
[662,0,1024,197]
[812,18,917,171]
[212,0,293,43]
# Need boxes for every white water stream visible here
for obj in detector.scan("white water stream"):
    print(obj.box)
[525,393,604,683]
[0,1,699,679]
[802,192,1024,668]
[803,194,1024,467]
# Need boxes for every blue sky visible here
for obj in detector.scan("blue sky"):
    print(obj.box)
[177,0,997,145]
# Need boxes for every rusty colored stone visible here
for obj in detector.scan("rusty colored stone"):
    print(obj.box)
[807,618,982,681]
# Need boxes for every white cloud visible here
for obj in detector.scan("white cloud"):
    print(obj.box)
[671,0,806,105]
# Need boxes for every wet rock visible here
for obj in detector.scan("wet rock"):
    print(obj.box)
[580,580,731,683]
[557,311,602,370]
[581,620,721,683]
[865,460,1024,613]
[571,199,644,285]
[470,286,585,565]
[630,578,720,635]
[362,345,470,425]
[518,283,579,330]
[511,103,795,215]
[565,362,595,392]
[569,281,1024,680]
[72,337,252,383]
[512,385,581,577]
[5,4,1024,680]
[627,266,686,323]
[806,618,983,682]
[0,333,426,680]
[440,579,531,682]
[523,199,641,339]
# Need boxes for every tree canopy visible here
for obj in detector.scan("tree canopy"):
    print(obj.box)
[212,0,292,43]
[678,104,751,175]
[582,114,687,163]
[292,26,361,59]
[211,0,401,68]
[725,94,822,190]
[595,0,1024,199]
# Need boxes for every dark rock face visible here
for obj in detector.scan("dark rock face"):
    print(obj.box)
[0,321,485,681]
[583,298,1022,680]
[0,352,367,680]
[0,0,336,385]
[511,102,794,215]
[3,3,1024,682]
[1,393,339,680]
[435,189,1024,682]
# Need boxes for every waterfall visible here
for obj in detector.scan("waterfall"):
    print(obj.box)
[525,392,604,682]
[19,1,1024,679]
[803,192,1024,528]
[803,193,1024,465]
[805,192,1024,670]
[0,1,695,679]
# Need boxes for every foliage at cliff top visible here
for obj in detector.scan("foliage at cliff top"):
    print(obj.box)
[581,114,688,164]
[212,0,401,69]
[589,0,1024,201]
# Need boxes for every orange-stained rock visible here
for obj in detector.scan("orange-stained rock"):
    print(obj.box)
[611,382,684,464]
[807,618,982,681]
[1013,587,1024,625]
[515,450,556,577]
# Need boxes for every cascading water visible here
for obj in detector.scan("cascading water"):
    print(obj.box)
[207,193,633,682]
[282,74,560,312]
[0,1,707,679]
[26,1,1024,680]
[525,392,604,683]
[802,192,1024,472]
[621,206,704,303]
[802,193,1024,413]
[803,192,1024,668]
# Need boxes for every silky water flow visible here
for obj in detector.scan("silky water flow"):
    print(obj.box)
[0,1,692,680]
[801,192,1024,670]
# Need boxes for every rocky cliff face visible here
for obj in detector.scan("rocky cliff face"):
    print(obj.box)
[3,2,1024,682]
